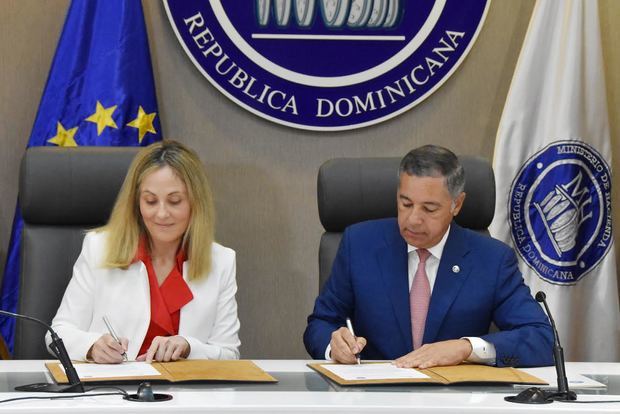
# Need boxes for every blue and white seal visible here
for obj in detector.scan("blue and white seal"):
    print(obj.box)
[163,0,489,131]
[509,140,613,285]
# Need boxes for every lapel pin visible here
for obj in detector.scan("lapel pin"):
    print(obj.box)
[452,265,460,274]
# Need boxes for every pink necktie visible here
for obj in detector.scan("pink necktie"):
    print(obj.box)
[410,249,431,350]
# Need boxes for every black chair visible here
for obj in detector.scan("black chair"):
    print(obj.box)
[317,156,495,290]
[14,146,140,359]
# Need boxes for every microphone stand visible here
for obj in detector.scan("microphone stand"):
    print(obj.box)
[505,291,576,404]
[0,311,176,400]
[0,310,84,393]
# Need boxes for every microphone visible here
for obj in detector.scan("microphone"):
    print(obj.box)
[0,310,84,393]
[124,382,173,402]
[505,291,577,404]
[535,291,576,400]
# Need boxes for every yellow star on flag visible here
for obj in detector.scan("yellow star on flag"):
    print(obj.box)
[127,106,157,143]
[47,122,78,147]
[86,101,118,135]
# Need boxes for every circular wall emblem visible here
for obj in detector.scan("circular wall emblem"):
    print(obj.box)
[163,0,490,131]
[508,141,613,285]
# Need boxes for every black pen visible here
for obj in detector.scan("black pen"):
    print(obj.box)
[346,318,361,365]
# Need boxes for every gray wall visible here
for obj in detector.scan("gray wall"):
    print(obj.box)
[1,0,619,359]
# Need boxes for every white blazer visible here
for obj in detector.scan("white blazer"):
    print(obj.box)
[46,231,241,361]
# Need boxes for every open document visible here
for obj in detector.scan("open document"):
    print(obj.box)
[48,360,277,384]
[309,362,548,386]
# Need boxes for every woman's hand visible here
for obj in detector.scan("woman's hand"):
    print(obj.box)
[136,335,191,363]
[87,334,128,364]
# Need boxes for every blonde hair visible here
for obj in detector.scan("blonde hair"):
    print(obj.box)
[98,140,215,280]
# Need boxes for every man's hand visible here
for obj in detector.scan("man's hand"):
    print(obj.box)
[136,335,191,363]
[394,339,472,369]
[330,327,367,364]
[87,333,128,364]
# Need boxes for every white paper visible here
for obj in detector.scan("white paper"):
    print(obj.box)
[564,374,607,389]
[519,367,606,389]
[322,363,429,381]
[63,362,162,379]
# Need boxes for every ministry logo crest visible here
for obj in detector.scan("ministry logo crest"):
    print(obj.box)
[509,141,613,285]
[163,1,489,131]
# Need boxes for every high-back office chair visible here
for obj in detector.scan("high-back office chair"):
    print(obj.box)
[14,146,140,359]
[317,156,495,290]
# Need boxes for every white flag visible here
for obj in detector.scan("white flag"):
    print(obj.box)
[489,0,619,362]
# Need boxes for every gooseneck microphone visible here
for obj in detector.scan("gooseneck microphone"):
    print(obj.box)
[535,291,576,401]
[0,310,84,393]
[505,291,577,404]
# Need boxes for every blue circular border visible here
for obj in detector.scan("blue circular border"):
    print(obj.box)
[163,1,490,131]
[508,140,613,285]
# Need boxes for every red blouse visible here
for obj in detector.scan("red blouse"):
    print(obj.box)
[134,237,194,357]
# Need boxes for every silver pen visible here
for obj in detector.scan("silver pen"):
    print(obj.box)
[346,318,361,365]
[102,316,128,361]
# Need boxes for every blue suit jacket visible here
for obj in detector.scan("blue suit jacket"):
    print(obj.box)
[304,218,554,367]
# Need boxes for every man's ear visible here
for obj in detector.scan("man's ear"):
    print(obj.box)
[451,192,466,216]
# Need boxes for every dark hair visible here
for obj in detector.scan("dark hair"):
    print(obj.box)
[399,144,465,198]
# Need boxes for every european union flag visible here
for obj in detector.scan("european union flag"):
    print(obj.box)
[0,0,162,353]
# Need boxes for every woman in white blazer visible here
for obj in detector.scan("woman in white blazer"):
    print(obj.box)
[46,141,240,363]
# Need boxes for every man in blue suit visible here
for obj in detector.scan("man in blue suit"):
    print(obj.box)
[304,145,553,368]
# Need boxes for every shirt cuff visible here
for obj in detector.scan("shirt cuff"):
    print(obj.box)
[325,344,332,361]
[462,337,496,365]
